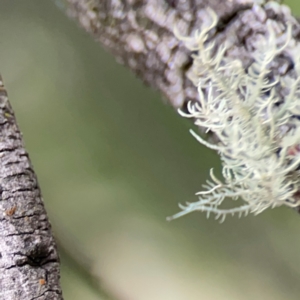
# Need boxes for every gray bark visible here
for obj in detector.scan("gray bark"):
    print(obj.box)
[64,0,300,111]
[0,76,62,299]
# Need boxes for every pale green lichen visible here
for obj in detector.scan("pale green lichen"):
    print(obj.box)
[169,8,300,222]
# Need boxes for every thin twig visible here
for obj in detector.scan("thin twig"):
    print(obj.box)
[52,217,120,300]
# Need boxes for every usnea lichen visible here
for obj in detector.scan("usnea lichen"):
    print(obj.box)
[169,8,300,222]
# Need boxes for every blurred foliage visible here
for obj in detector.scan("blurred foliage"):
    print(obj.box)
[0,0,299,299]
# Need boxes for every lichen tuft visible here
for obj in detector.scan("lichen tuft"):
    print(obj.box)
[169,8,300,222]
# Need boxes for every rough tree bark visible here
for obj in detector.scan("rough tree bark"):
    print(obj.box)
[64,0,300,112]
[0,77,62,299]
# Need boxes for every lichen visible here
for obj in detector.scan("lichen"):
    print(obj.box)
[168,8,300,222]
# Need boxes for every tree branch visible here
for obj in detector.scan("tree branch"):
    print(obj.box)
[53,217,119,300]
[58,240,113,300]
[64,0,299,111]
[0,76,62,299]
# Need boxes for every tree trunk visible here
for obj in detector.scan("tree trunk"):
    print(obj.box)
[0,76,62,299]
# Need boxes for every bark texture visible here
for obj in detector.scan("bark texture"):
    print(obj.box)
[64,0,300,111]
[0,77,62,299]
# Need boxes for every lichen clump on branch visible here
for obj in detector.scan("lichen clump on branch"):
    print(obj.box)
[169,7,300,222]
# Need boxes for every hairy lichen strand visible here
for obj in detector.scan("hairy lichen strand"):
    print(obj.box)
[169,7,300,222]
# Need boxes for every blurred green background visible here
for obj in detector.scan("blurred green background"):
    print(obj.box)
[0,1,300,299]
